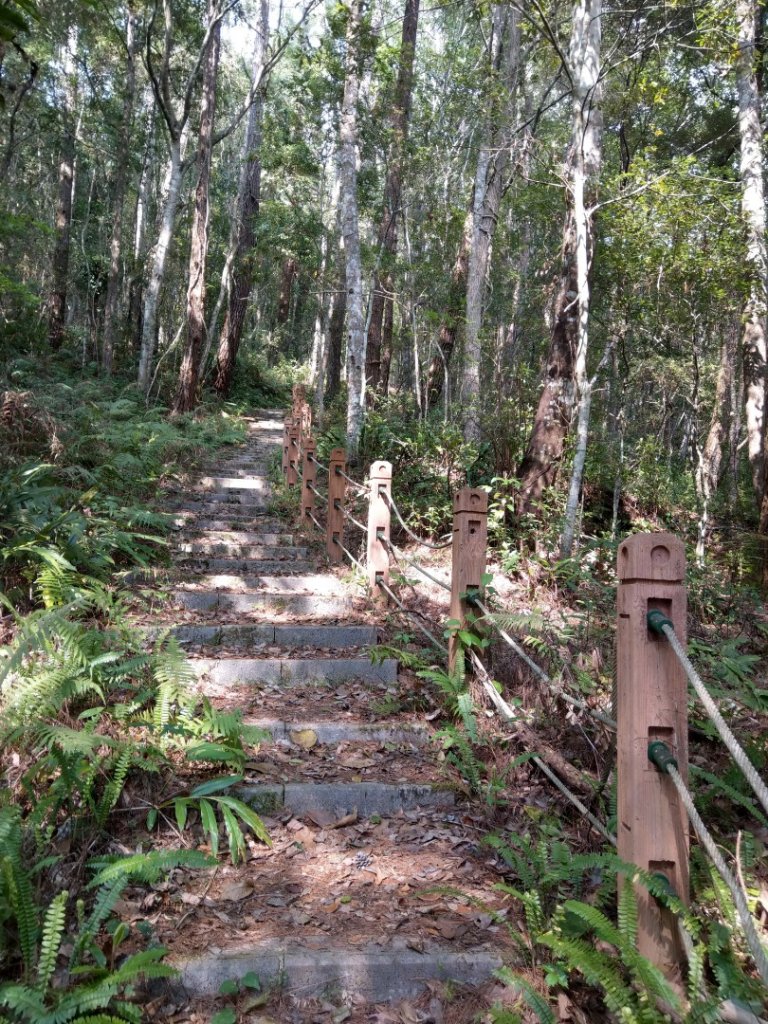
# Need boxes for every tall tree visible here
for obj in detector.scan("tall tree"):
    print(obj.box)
[102,5,138,375]
[460,3,520,442]
[517,0,603,524]
[47,26,78,351]
[364,0,420,400]
[339,0,365,455]
[736,0,767,507]
[173,4,222,414]
[214,0,269,398]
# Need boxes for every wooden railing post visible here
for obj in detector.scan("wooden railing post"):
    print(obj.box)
[449,488,488,676]
[366,461,392,600]
[617,533,688,984]
[327,448,346,563]
[287,423,300,487]
[300,436,316,524]
[281,416,292,479]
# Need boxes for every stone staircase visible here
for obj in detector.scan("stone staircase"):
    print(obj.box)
[146,412,513,1020]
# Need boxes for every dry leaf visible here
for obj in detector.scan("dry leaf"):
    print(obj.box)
[290,728,318,750]
[330,810,359,829]
[218,879,254,902]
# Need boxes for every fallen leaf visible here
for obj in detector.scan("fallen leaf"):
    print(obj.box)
[337,752,377,769]
[290,728,318,749]
[305,808,337,828]
[434,918,467,940]
[218,879,254,902]
[330,810,359,829]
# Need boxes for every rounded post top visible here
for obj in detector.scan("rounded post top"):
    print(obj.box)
[369,460,392,479]
[329,447,346,462]
[303,437,316,451]
[453,487,488,514]
[617,533,685,582]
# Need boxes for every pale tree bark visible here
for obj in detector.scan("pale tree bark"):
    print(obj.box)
[425,213,471,408]
[517,0,602,529]
[736,0,768,507]
[339,0,366,456]
[309,166,340,417]
[461,4,521,442]
[128,85,157,352]
[173,8,222,414]
[696,324,736,564]
[102,5,138,375]
[47,27,79,351]
[365,0,420,400]
[213,0,269,398]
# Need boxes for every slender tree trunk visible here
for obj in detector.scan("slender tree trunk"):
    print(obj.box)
[48,28,79,351]
[174,13,222,413]
[340,0,366,455]
[737,0,768,507]
[518,0,603,522]
[425,214,472,407]
[138,133,185,389]
[365,0,419,399]
[326,274,346,403]
[697,324,736,563]
[461,5,520,442]
[213,0,269,398]
[102,7,138,375]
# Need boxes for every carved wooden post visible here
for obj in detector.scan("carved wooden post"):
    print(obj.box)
[300,436,316,524]
[287,423,300,487]
[366,461,392,600]
[292,383,306,418]
[449,488,488,676]
[281,415,292,479]
[617,533,688,985]
[327,448,346,563]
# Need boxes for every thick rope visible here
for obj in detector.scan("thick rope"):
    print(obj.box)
[335,466,369,496]
[468,650,616,847]
[382,537,451,592]
[475,598,616,731]
[666,763,768,985]
[307,482,328,505]
[376,578,449,654]
[342,508,369,533]
[382,491,453,549]
[332,536,366,574]
[662,624,768,819]
[307,511,324,534]
[308,453,330,475]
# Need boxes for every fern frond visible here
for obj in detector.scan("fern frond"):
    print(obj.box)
[87,849,215,888]
[36,890,67,991]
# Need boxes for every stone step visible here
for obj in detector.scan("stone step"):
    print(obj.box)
[175,530,295,546]
[173,943,501,1002]
[169,573,350,594]
[237,780,453,817]
[172,518,290,534]
[164,494,271,509]
[171,590,358,617]
[192,476,269,491]
[246,717,428,745]
[192,656,397,686]
[165,623,378,647]
[174,557,313,573]
[175,542,306,558]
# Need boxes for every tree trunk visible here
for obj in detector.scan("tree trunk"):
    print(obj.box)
[365,0,419,400]
[697,324,736,563]
[47,28,79,351]
[737,0,768,507]
[340,0,366,455]
[518,0,603,522]
[461,5,520,442]
[213,0,269,398]
[174,12,222,414]
[425,214,472,408]
[137,132,186,390]
[102,6,138,375]
[326,273,346,403]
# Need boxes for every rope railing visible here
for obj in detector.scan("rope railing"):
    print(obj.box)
[648,741,768,985]
[308,453,330,475]
[382,491,453,550]
[282,402,766,989]
[649,611,768,820]
[474,596,617,731]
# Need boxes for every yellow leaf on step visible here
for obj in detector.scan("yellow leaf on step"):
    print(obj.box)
[290,728,318,750]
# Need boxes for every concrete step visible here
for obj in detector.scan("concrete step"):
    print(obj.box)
[168,573,350,594]
[171,519,290,534]
[175,542,306,558]
[171,942,501,999]
[165,623,377,647]
[174,557,313,573]
[191,476,269,491]
[173,942,502,1002]
[246,717,428,745]
[171,590,358,617]
[192,656,397,686]
[237,780,453,817]
[164,494,271,509]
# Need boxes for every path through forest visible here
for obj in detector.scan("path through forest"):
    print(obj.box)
[142,412,515,1021]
